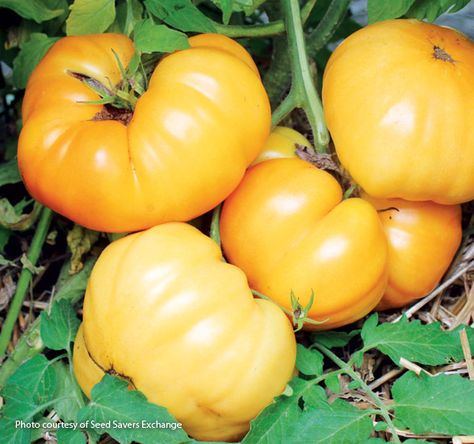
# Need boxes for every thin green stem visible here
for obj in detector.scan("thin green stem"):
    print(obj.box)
[271,90,297,127]
[0,207,53,358]
[314,343,402,443]
[280,0,329,152]
[213,0,317,38]
[252,289,293,317]
[210,204,222,248]
[266,0,349,122]
[307,0,351,59]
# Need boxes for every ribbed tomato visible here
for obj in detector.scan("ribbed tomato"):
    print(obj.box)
[73,223,295,442]
[19,33,270,232]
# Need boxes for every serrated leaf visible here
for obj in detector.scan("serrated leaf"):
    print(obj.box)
[392,372,474,434]
[241,393,301,444]
[214,0,234,24]
[0,418,31,444]
[12,33,58,89]
[2,384,39,419]
[108,0,143,36]
[0,158,21,187]
[6,355,57,405]
[0,198,41,231]
[66,225,100,274]
[77,375,187,444]
[57,429,87,444]
[287,397,373,444]
[301,384,327,409]
[406,0,470,21]
[133,19,189,54]
[368,0,416,23]
[0,0,64,23]
[325,373,341,394]
[144,0,216,33]
[362,315,474,366]
[312,329,359,348]
[52,361,85,422]
[40,300,80,351]
[55,257,97,304]
[66,0,116,36]
[296,344,324,376]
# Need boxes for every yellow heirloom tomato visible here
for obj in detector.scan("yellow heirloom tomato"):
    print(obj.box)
[363,196,462,310]
[73,223,295,442]
[323,19,474,204]
[220,158,388,330]
[19,33,271,232]
[251,126,311,165]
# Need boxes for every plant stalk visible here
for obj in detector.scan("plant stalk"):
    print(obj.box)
[280,0,329,152]
[0,207,53,358]
[314,342,402,443]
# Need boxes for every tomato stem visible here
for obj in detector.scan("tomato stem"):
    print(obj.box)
[0,207,53,358]
[280,0,329,153]
[213,0,317,38]
[313,342,402,443]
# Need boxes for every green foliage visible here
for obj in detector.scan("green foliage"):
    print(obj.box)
[40,300,81,351]
[368,0,471,22]
[77,375,188,444]
[361,313,474,365]
[0,158,21,187]
[393,372,474,434]
[407,0,471,21]
[133,19,190,53]
[144,0,216,33]
[12,33,58,88]
[66,0,116,35]
[296,343,324,376]
[0,0,64,23]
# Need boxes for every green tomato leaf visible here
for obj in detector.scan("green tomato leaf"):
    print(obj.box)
[0,227,12,253]
[12,33,58,89]
[392,372,474,434]
[325,372,341,394]
[57,429,87,444]
[66,0,116,36]
[287,398,373,444]
[52,361,86,422]
[133,19,190,54]
[0,158,21,187]
[296,344,324,376]
[77,375,187,444]
[312,329,359,349]
[406,0,471,21]
[55,257,97,304]
[5,355,57,406]
[241,391,302,444]
[144,0,216,33]
[40,300,81,351]
[361,314,474,366]
[108,0,143,35]
[245,378,372,444]
[213,0,234,24]
[0,418,31,444]
[0,0,64,23]
[368,0,416,23]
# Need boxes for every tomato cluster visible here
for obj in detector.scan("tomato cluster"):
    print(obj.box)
[19,19,472,441]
